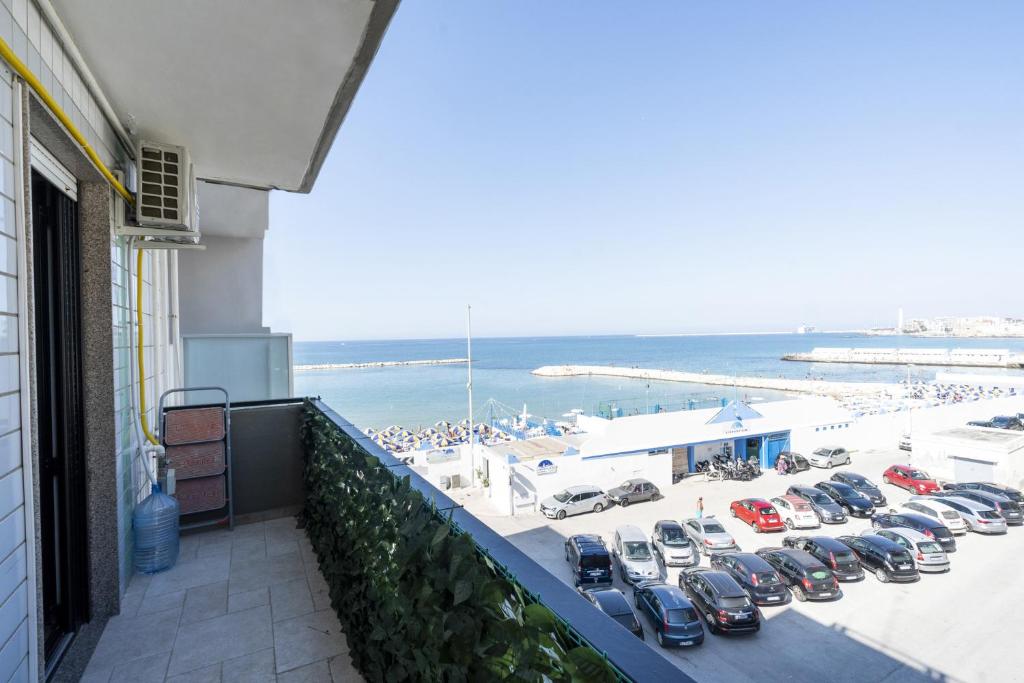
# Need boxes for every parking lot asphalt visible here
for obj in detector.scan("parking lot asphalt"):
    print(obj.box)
[456,448,1020,683]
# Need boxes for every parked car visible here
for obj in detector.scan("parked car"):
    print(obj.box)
[679,568,761,635]
[807,446,851,469]
[899,433,912,451]
[540,485,609,520]
[729,498,785,533]
[870,510,957,553]
[683,517,740,555]
[927,495,1008,534]
[839,534,920,583]
[709,552,791,606]
[967,420,993,428]
[776,451,810,474]
[882,465,941,494]
[782,536,863,581]
[943,481,1023,504]
[830,471,887,506]
[612,526,662,584]
[755,547,841,602]
[814,481,875,518]
[786,485,847,524]
[564,534,613,587]
[770,495,820,530]
[990,415,1024,431]
[606,478,660,507]
[869,528,950,573]
[934,489,1022,526]
[633,582,704,647]
[651,520,699,567]
[577,586,644,639]
[898,498,968,535]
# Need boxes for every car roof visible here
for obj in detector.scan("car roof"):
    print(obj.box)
[774,494,807,505]
[939,496,995,512]
[958,489,1009,502]
[646,584,691,608]
[615,525,647,541]
[789,485,819,494]
[570,534,603,544]
[879,527,931,543]
[565,484,601,493]
[805,536,851,551]
[623,478,650,485]
[858,534,907,552]
[885,510,934,525]
[655,520,683,530]
[720,552,775,571]
[699,571,746,596]
[588,588,629,612]
[775,548,823,567]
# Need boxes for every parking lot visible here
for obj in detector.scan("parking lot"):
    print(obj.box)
[458,447,1021,683]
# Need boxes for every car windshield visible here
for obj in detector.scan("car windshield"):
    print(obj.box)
[702,522,726,534]
[719,596,750,609]
[553,491,571,503]
[624,542,652,560]
[793,502,813,512]
[581,555,610,570]
[809,492,832,505]
[909,470,930,480]
[918,541,943,554]
[618,481,633,490]
[794,455,809,466]
[667,607,698,623]
[808,568,831,581]
[755,571,781,586]
[662,528,689,546]
[813,448,830,456]
[890,551,913,564]
[980,510,1002,520]
[612,614,639,630]
[760,506,778,515]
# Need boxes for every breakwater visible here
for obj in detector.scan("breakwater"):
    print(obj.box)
[782,347,1024,369]
[531,365,897,397]
[295,358,468,371]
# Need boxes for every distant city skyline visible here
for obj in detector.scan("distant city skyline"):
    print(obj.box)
[264,1,1023,341]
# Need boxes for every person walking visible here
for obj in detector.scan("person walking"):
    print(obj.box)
[696,496,704,519]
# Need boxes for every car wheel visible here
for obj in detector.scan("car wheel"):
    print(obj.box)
[883,475,891,485]
[785,518,794,529]
[656,630,665,647]
[754,523,762,533]
[556,510,566,521]
[705,612,718,634]
[593,503,604,514]
[564,548,570,562]
[620,498,630,508]
[875,568,889,583]
[730,507,736,517]
[827,461,833,469]
[793,585,806,602]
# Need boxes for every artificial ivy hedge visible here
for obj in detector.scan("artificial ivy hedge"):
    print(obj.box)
[300,402,618,682]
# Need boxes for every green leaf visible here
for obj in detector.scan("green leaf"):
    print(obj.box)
[452,579,473,605]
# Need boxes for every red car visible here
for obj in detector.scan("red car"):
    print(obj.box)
[730,498,785,532]
[882,465,940,494]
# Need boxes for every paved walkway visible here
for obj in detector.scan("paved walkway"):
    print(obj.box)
[82,518,361,682]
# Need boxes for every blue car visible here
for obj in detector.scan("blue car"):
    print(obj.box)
[633,582,704,648]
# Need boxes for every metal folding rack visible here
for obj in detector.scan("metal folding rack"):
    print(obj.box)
[159,387,233,531]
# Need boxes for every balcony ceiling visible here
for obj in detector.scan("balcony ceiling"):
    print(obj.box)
[51,0,397,192]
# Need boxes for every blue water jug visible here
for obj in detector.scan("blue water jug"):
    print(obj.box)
[133,484,180,573]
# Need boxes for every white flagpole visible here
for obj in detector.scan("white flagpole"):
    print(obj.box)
[467,305,475,486]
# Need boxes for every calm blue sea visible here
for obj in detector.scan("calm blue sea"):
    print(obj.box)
[294,333,1024,430]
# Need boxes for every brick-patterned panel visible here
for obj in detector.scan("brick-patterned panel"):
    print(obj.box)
[164,407,225,445]
[175,476,226,515]
[166,441,225,480]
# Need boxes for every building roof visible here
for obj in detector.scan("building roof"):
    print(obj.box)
[496,434,586,463]
[928,427,1024,450]
[576,397,853,458]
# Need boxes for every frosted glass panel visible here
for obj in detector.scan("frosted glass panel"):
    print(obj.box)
[183,334,292,405]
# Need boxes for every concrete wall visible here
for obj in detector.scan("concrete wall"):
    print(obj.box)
[911,433,1024,490]
[178,234,267,335]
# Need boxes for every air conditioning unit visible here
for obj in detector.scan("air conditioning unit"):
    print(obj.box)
[135,140,198,235]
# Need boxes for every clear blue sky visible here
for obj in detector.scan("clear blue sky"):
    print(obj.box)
[265,1,1024,341]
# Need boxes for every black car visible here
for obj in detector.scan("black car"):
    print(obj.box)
[755,547,841,602]
[870,510,957,553]
[830,471,887,506]
[838,535,919,583]
[944,481,1023,504]
[709,552,790,606]
[782,536,864,581]
[564,534,613,587]
[786,485,847,524]
[577,587,643,640]
[679,568,760,635]
[967,420,993,428]
[936,489,1023,525]
[815,481,875,518]
[990,415,1024,431]
[777,451,810,474]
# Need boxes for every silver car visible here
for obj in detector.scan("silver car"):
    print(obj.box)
[932,495,1007,534]
[806,446,851,469]
[683,517,740,556]
[651,520,699,567]
[539,485,609,520]
[903,498,968,535]
[612,525,661,584]
[869,528,950,573]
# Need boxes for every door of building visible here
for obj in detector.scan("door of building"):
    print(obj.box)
[32,169,89,671]
[764,433,791,469]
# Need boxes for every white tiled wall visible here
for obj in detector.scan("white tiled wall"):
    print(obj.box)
[0,0,174,678]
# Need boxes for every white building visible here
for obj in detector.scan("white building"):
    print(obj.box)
[911,428,1024,490]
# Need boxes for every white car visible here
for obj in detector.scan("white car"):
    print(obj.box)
[868,527,950,573]
[612,525,662,584]
[806,446,851,469]
[899,434,912,451]
[903,498,968,535]
[771,495,820,529]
